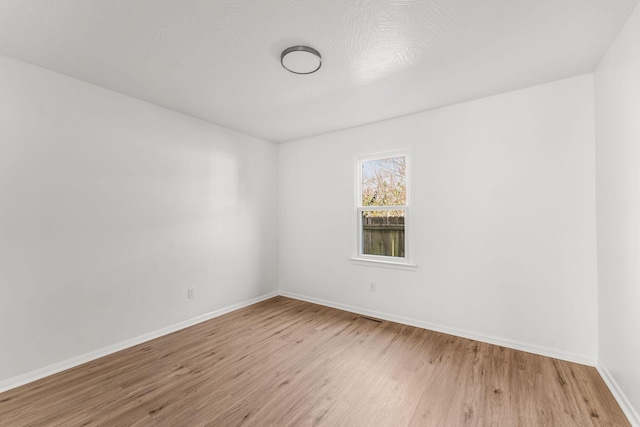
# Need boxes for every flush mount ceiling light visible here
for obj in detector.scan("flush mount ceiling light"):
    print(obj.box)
[281,46,322,75]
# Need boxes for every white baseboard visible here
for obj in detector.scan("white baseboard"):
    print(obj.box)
[279,290,596,367]
[597,364,640,427]
[0,291,278,394]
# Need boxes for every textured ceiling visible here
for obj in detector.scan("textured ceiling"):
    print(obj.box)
[0,0,637,142]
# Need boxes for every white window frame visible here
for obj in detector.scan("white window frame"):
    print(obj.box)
[350,147,416,269]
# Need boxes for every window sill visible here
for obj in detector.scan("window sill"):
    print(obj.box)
[349,257,417,271]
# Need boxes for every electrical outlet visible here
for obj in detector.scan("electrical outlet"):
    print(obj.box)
[188,287,195,299]
[369,282,376,292]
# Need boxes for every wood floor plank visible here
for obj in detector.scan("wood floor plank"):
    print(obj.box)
[0,296,630,426]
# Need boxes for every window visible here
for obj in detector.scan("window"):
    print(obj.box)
[353,148,414,267]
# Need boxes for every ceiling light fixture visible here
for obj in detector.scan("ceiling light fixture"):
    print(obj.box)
[281,46,322,75]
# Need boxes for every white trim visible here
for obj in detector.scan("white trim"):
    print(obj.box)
[279,290,596,366]
[349,257,417,270]
[597,364,640,427]
[0,291,278,394]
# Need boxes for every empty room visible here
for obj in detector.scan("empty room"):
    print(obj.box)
[1,0,639,425]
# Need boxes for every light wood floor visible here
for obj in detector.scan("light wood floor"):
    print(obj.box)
[0,296,630,426]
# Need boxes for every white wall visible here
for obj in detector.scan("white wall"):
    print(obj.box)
[595,1,640,423]
[0,55,278,384]
[279,75,598,363]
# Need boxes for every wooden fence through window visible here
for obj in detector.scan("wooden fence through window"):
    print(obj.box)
[362,215,405,257]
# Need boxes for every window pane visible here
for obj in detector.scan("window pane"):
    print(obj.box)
[362,156,406,206]
[361,210,405,257]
